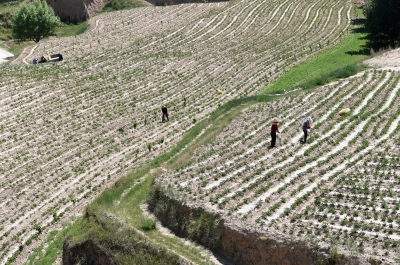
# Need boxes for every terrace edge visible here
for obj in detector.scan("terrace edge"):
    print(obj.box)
[147,181,379,265]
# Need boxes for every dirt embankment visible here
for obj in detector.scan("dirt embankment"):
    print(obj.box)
[63,240,115,265]
[147,184,377,265]
[145,0,228,6]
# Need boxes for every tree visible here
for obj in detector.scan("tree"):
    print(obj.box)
[364,0,400,48]
[12,0,61,43]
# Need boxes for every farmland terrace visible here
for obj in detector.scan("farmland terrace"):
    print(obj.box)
[155,68,400,264]
[0,0,398,264]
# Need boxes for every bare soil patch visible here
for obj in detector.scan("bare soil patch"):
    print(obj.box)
[364,48,400,70]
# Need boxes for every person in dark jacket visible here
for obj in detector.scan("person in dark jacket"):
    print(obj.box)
[270,120,280,148]
[161,105,169,122]
[301,117,312,143]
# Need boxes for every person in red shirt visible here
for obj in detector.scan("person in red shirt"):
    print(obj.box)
[270,120,280,148]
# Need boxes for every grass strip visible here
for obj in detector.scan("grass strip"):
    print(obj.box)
[22,224,73,265]
[65,205,184,265]
[56,22,88,38]
[262,30,369,94]
[62,94,280,264]
[102,0,148,12]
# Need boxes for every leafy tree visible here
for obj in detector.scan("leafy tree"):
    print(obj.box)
[364,0,400,48]
[12,0,61,43]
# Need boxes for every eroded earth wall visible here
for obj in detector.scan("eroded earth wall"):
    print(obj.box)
[148,186,376,265]
[63,240,115,265]
[145,0,228,6]
[47,0,104,22]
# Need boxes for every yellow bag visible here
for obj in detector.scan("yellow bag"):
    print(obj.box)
[339,108,350,116]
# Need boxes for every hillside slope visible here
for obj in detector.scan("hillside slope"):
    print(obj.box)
[155,67,400,263]
[0,0,364,263]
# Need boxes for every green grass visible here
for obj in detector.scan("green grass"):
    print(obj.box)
[0,41,31,57]
[262,28,369,94]
[0,1,19,40]
[56,22,88,38]
[102,0,148,12]
[65,205,184,265]
[140,217,157,231]
[23,224,74,265]
[0,1,20,13]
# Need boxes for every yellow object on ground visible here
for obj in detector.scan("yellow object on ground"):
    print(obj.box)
[217,89,222,94]
[339,108,350,116]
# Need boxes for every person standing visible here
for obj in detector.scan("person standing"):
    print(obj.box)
[270,120,280,148]
[301,117,312,143]
[161,105,169,122]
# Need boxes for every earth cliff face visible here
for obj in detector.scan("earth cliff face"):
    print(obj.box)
[148,188,376,265]
[46,0,104,22]
[63,240,115,265]
[144,0,227,6]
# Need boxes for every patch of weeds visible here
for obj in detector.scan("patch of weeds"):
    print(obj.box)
[140,218,156,231]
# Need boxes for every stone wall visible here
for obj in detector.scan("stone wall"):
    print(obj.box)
[47,0,104,23]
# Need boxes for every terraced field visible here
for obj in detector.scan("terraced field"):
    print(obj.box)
[0,0,379,263]
[157,68,400,263]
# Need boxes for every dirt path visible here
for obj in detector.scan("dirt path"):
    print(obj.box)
[0,47,14,64]
[140,203,233,265]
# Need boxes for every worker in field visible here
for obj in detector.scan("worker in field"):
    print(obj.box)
[301,116,312,143]
[270,120,280,148]
[161,105,169,122]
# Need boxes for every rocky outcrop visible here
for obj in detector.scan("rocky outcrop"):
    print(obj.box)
[46,0,104,23]
[63,240,115,265]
